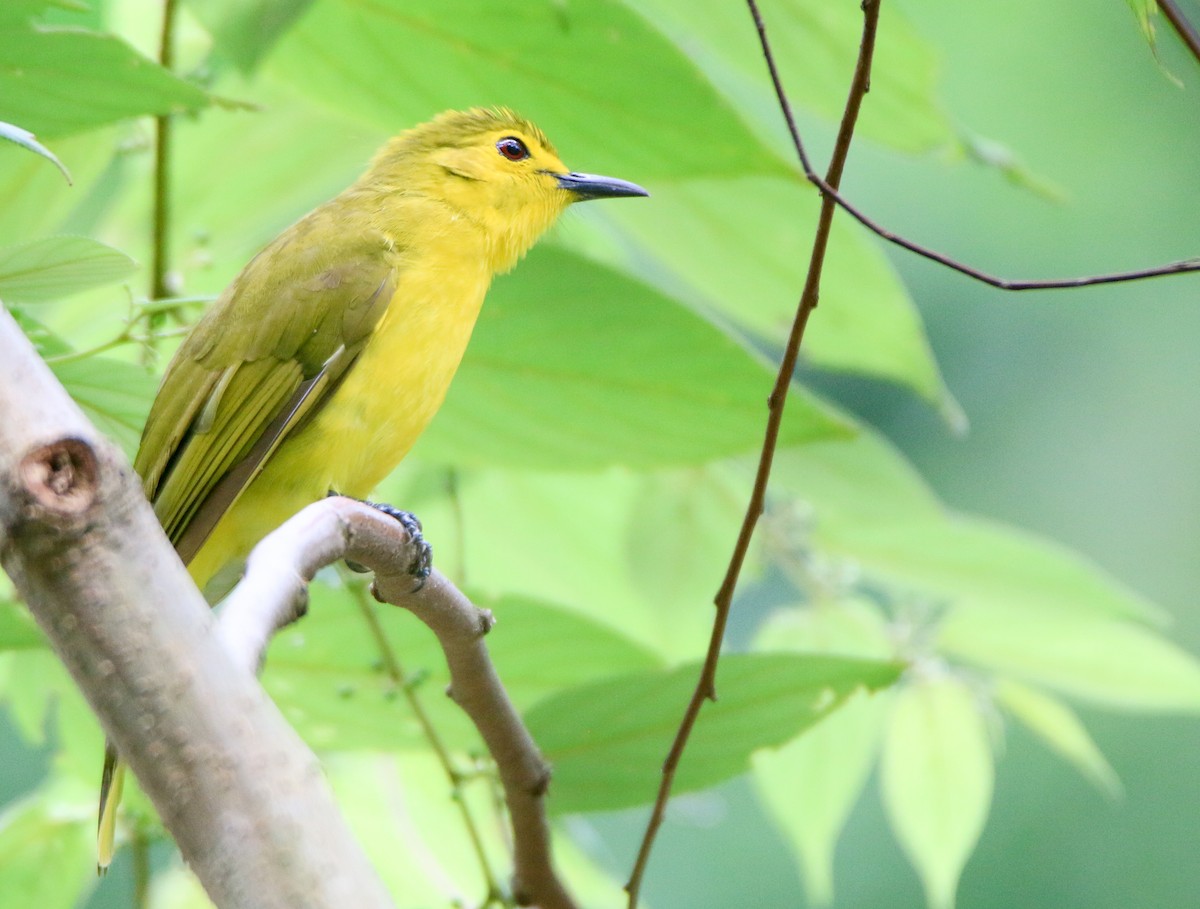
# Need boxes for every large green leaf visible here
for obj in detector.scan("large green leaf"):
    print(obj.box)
[751,601,894,905]
[261,581,663,752]
[566,176,957,415]
[49,356,157,460]
[0,236,136,303]
[379,463,760,662]
[419,245,851,469]
[625,0,954,156]
[0,26,210,138]
[813,512,1164,625]
[526,652,902,813]
[0,130,118,248]
[0,784,96,909]
[881,676,993,909]
[269,0,789,181]
[186,0,317,73]
[940,605,1200,712]
[994,679,1120,796]
[0,600,45,651]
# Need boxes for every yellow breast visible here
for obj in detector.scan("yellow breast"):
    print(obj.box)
[188,227,492,589]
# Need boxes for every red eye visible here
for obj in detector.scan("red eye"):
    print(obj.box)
[496,137,529,162]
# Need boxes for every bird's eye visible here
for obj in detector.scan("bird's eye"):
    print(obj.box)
[496,137,529,162]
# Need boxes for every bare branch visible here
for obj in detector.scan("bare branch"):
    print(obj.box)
[0,307,394,909]
[751,0,1200,290]
[1158,0,1200,66]
[219,495,579,909]
[624,2,885,904]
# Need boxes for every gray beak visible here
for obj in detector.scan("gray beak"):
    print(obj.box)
[554,171,649,201]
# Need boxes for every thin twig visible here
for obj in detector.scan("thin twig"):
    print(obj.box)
[132,830,151,909]
[623,2,885,905]
[343,574,504,905]
[1158,0,1200,64]
[146,0,180,368]
[755,1,1200,290]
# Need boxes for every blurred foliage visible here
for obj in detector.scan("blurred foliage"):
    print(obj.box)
[0,0,1198,908]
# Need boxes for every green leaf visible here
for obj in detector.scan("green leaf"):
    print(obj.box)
[148,862,216,909]
[625,0,954,156]
[324,752,502,905]
[526,652,903,813]
[568,176,957,415]
[881,675,994,909]
[940,605,1200,712]
[0,651,105,782]
[0,129,118,248]
[994,678,1121,796]
[815,513,1165,625]
[752,600,894,905]
[380,463,757,662]
[0,783,96,909]
[419,245,851,469]
[0,120,70,183]
[0,26,210,138]
[770,430,943,526]
[186,0,317,73]
[6,303,72,357]
[269,0,789,181]
[0,599,45,651]
[0,236,135,303]
[261,581,662,752]
[49,356,157,459]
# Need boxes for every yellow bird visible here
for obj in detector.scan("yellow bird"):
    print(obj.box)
[97,107,647,869]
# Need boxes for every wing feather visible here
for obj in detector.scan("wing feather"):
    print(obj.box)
[134,201,400,561]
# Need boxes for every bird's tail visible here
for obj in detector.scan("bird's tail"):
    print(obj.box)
[96,742,125,873]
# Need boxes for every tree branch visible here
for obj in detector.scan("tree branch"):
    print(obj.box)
[0,306,395,909]
[218,495,578,909]
[1158,0,1200,66]
[624,2,885,905]
[752,0,1200,290]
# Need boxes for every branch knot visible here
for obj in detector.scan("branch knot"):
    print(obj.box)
[18,437,99,518]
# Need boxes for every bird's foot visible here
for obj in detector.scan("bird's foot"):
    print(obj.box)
[333,493,432,586]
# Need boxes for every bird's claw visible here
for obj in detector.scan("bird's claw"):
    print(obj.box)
[366,500,433,588]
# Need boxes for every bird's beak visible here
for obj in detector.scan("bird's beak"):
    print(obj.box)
[554,171,649,201]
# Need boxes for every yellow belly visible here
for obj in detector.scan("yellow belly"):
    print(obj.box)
[188,255,491,590]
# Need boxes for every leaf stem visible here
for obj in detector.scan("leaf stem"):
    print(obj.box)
[146,0,181,366]
[623,1,884,904]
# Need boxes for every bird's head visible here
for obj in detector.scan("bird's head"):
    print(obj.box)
[369,108,647,272]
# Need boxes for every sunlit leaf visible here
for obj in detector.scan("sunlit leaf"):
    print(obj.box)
[815,513,1164,625]
[379,463,759,661]
[940,606,1200,712]
[186,0,317,73]
[0,120,70,183]
[261,581,662,752]
[751,599,894,905]
[528,652,903,813]
[420,245,852,469]
[881,675,993,909]
[49,356,157,460]
[625,0,954,156]
[0,236,135,303]
[568,176,957,414]
[270,0,789,181]
[994,678,1120,796]
[0,783,96,909]
[0,600,44,651]
[0,26,211,138]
